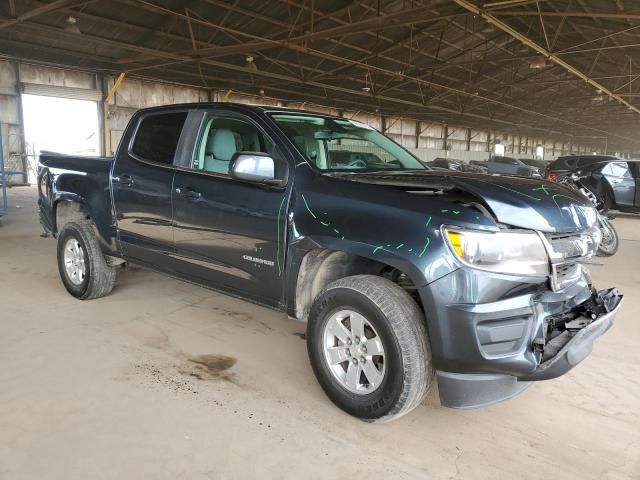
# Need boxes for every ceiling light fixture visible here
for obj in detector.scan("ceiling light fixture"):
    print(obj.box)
[362,72,372,94]
[529,55,546,69]
[245,55,258,72]
[64,15,80,34]
[481,22,494,34]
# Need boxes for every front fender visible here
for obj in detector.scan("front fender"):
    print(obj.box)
[284,188,486,318]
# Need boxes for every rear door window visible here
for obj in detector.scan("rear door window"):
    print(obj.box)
[131,112,188,165]
[602,162,632,179]
[495,156,516,164]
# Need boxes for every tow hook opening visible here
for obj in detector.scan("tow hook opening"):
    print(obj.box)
[534,288,621,362]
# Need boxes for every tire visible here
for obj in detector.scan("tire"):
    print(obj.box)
[306,275,432,422]
[596,217,619,257]
[601,190,614,213]
[57,221,116,300]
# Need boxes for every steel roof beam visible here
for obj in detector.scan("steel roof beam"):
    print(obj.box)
[452,0,640,115]
[491,11,640,20]
[13,19,635,142]
[556,43,640,55]
[0,0,77,30]
[119,0,463,64]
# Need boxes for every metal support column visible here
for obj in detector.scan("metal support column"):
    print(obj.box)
[103,72,126,156]
[443,124,449,152]
[0,129,8,218]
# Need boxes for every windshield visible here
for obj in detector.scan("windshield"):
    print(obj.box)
[270,113,426,172]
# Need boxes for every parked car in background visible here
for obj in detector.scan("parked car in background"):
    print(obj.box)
[431,157,487,174]
[487,156,541,176]
[470,159,489,169]
[556,159,640,213]
[545,154,620,182]
[422,161,449,171]
[520,158,549,172]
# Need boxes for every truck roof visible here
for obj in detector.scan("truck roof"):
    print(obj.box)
[134,102,343,119]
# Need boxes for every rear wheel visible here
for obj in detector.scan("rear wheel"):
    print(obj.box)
[600,189,614,213]
[306,275,432,422]
[57,221,116,299]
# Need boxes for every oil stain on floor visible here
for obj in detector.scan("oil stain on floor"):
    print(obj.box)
[185,354,237,382]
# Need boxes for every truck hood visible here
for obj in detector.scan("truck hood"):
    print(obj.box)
[331,170,595,233]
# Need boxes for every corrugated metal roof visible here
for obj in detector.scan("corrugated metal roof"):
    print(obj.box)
[0,0,639,150]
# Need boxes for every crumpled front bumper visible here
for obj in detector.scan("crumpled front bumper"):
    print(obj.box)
[519,290,622,381]
[419,267,623,409]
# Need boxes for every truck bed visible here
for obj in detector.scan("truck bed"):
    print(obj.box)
[38,151,117,253]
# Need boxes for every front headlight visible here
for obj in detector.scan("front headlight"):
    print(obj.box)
[444,227,549,276]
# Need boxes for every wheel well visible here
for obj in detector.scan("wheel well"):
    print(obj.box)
[294,249,420,321]
[590,182,615,208]
[55,201,90,234]
[602,184,616,207]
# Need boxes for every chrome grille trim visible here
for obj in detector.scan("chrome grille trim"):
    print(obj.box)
[538,228,600,291]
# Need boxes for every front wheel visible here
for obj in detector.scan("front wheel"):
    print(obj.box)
[597,217,619,257]
[57,221,116,299]
[306,275,433,422]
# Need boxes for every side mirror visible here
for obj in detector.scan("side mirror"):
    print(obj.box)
[229,152,285,186]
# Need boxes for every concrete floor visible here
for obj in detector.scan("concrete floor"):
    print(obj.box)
[0,186,638,480]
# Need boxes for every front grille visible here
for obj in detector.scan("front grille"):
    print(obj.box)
[544,229,599,261]
[551,263,584,291]
[542,228,599,291]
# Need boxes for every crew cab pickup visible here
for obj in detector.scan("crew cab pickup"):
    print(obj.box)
[38,104,623,422]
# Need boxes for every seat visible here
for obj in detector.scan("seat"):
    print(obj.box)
[203,128,238,174]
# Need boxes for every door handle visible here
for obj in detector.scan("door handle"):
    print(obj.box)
[175,186,202,200]
[114,174,134,186]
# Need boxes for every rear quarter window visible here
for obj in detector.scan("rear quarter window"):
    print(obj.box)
[131,112,188,165]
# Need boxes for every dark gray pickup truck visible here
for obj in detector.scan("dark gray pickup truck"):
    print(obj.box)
[38,103,622,422]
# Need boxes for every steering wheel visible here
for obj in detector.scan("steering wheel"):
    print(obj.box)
[346,158,367,168]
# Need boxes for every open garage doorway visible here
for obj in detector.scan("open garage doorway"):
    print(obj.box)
[22,94,100,183]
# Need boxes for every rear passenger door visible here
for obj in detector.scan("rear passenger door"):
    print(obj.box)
[171,111,289,306]
[112,110,187,266]
[602,161,635,207]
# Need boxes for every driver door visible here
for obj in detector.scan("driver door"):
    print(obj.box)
[171,111,290,305]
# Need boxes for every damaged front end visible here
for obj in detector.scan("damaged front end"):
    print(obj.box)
[523,288,623,381]
[520,225,624,379]
[325,169,623,408]
[420,215,623,409]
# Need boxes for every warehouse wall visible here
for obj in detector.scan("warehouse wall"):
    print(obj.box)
[0,60,26,184]
[0,60,101,184]
[105,75,209,154]
[0,59,616,186]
